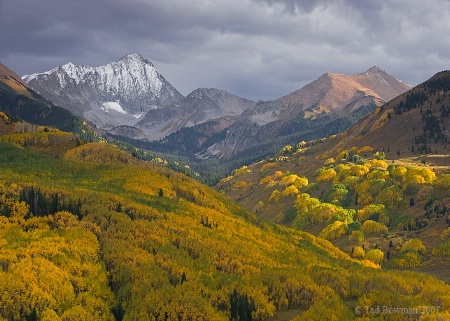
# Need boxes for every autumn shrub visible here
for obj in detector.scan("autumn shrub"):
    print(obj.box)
[401,238,426,254]
[273,170,284,180]
[432,239,450,257]
[349,164,370,177]
[259,175,272,185]
[365,249,384,265]
[260,162,278,174]
[317,168,337,182]
[64,142,134,164]
[268,190,282,203]
[281,174,308,188]
[232,181,249,190]
[351,246,365,259]
[232,165,250,176]
[369,159,388,169]
[319,221,347,240]
[361,220,388,236]
[390,250,422,268]
[283,185,299,197]
[349,230,364,242]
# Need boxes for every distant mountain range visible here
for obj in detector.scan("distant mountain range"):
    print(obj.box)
[20,54,411,163]
[200,66,412,158]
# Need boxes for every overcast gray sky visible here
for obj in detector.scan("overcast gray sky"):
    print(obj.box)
[1,0,449,100]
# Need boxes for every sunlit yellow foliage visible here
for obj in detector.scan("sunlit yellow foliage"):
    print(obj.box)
[281,145,293,153]
[0,112,9,120]
[358,146,374,154]
[252,201,265,214]
[349,230,364,242]
[349,164,370,177]
[336,150,348,160]
[369,159,388,169]
[295,293,354,320]
[232,181,249,190]
[317,168,337,182]
[341,175,358,189]
[41,309,62,321]
[268,190,282,202]
[64,142,134,164]
[393,166,407,178]
[281,174,308,188]
[273,171,284,180]
[260,162,278,174]
[283,185,299,197]
[371,109,390,131]
[432,239,450,257]
[375,185,403,209]
[324,158,335,165]
[259,175,272,185]
[335,163,350,172]
[0,218,114,321]
[390,251,422,268]
[358,193,372,205]
[123,167,177,198]
[406,167,436,183]
[361,220,388,236]
[401,238,426,254]
[436,174,450,191]
[2,141,450,319]
[351,246,365,259]
[291,194,353,230]
[319,221,347,240]
[232,165,251,176]
[440,228,450,240]
[366,168,390,180]
[365,249,384,265]
[0,131,74,148]
[357,204,385,222]
[265,180,277,189]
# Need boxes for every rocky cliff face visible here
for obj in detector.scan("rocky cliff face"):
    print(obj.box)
[136,88,255,140]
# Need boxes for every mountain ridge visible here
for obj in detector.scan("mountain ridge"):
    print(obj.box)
[244,66,412,126]
[197,66,411,159]
[0,63,33,98]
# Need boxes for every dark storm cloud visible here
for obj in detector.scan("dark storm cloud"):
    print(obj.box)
[1,0,449,100]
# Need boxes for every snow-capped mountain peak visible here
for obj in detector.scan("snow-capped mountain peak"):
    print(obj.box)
[22,53,184,131]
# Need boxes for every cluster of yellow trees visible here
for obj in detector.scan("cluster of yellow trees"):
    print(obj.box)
[1,141,450,320]
[225,144,450,269]
[0,210,114,321]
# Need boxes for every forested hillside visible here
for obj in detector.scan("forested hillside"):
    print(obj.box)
[0,65,96,143]
[217,71,450,284]
[1,127,450,320]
